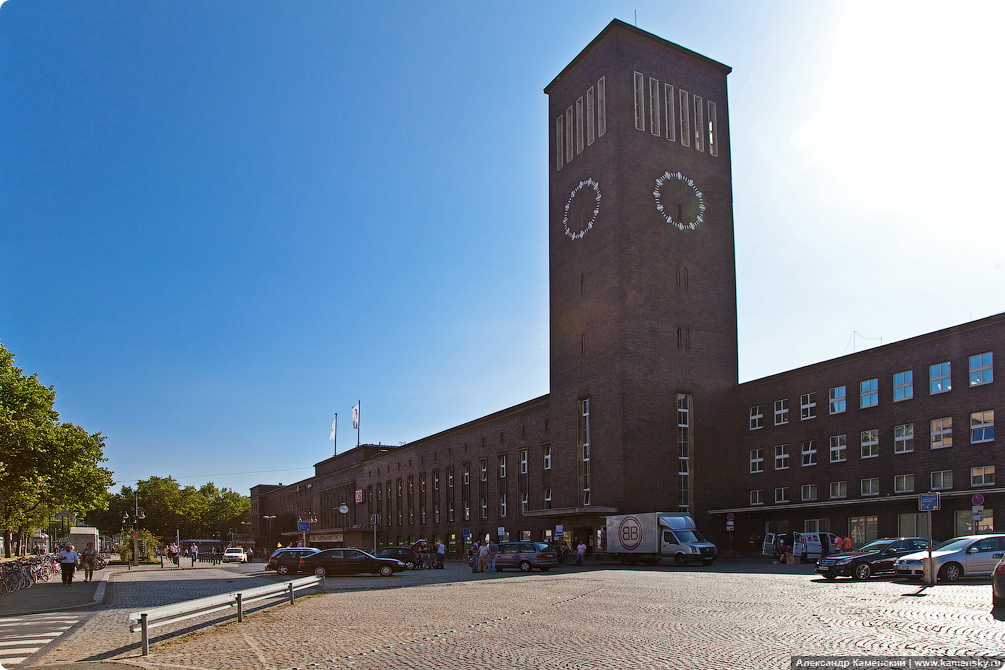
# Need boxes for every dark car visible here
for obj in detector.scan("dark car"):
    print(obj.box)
[375,546,421,570]
[816,537,930,580]
[992,557,1005,608]
[494,541,559,572]
[266,547,319,576]
[300,548,404,577]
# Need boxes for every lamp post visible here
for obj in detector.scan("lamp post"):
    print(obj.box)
[122,494,145,566]
[262,515,276,548]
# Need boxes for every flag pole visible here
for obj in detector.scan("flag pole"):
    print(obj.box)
[357,400,360,447]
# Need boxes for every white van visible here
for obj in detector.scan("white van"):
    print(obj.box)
[762,531,837,562]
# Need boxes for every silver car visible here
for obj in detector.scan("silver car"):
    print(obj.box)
[494,542,559,572]
[893,534,1005,582]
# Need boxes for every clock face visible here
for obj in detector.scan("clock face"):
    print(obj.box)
[653,171,705,231]
[563,178,601,240]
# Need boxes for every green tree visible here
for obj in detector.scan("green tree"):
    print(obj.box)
[0,344,114,556]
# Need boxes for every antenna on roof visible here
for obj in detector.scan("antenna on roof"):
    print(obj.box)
[634,10,637,26]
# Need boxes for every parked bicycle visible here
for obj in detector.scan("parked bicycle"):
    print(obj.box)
[0,554,56,603]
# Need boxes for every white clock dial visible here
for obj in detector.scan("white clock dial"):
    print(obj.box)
[654,171,705,231]
[563,178,601,240]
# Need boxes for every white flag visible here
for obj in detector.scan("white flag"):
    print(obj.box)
[329,415,337,440]
[351,404,360,429]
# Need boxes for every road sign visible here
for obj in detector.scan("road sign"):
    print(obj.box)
[726,513,735,521]
[462,528,470,538]
[972,494,985,506]
[298,521,310,531]
[919,493,940,512]
[726,520,734,531]
[973,505,984,521]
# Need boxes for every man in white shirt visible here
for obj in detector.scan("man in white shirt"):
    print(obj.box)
[56,543,79,586]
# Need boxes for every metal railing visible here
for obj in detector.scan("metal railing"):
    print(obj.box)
[128,575,325,655]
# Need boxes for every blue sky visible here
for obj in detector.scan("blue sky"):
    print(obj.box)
[3,1,1003,496]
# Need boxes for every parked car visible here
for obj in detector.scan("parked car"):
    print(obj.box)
[494,541,558,572]
[266,547,320,575]
[894,534,1005,582]
[815,537,930,580]
[300,548,404,577]
[375,546,421,569]
[222,547,248,563]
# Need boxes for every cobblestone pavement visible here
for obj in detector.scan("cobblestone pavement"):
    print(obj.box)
[30,561,1005,669]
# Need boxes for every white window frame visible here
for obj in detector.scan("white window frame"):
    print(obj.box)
[830,481,847,499]
[931,470,953,491]
[565,106,574,163]
[774,444,789,470]
[894,423,915,453]
[749,405,763,430]
[829,434,847,463]
[498,454,506,479]
[597,77,606,137]
[664,83,675,142]
[555,115,564,171]
[692,95,704,151]
[774,487,789,504]
[860,477,880,497]
[480,458,487,482]
[969,352,993,386]
[860,378,878,408]
[575,96,584,155]
[544,487,552,509]
[829,386,846,414]
[971,410,994,444]
[860,429,879,459]
[521,490,528,513]
[749,448,764,474]
[633,71,646,131]
[649,77,660,136]
[801,483,817,502]
[930,362,951,394]
[707,99,718,157]
[894,370,913,401]
[750,489,763,506]
[678,89,690,146]
[519,449,528,474]
[498,492,507,517]
[931,417,953,449]
[774,399,789,425]
[543,445,551,470]
[586,87,595,146]
[801,440,817,467]
[971,465,995,487]
[894,474,915,493]
[800,392,816,420]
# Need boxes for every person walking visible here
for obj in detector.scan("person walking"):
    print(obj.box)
[477,541,490,573]
[487,540,499,572]
[470,542,480,573]
[80,541,98,582]
[436,539,446,569]
[576,540,587,566]
[56,543,79,586]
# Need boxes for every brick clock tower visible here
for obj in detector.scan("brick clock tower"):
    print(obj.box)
[545,20,738,527]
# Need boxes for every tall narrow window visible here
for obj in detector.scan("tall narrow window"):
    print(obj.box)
[519,449,528,474]
[586,87,596,146]
[664,83,675,142]
[649,77,660,136]
[678,393,691,512]
[555,115,564,171]
[693,95,704,151]
[860,378,878,408]
[575,96,584,155]
[707,100,718,156]
[679,89,691,146]
[597,77,606,137]
[543,444,551,470]
[580,398,591,506]
[633,72,646,131]
[498,454,507,479]
[565,107,574,163]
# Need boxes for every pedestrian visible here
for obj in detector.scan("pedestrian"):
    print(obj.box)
[576,540,587,566]
[487,539,499,572]
[843,536,852,551]
[470,542,480,573]
[80,541,98,582]
[436,539,446,569]
[420,542,431,569]
[478,541,490,573]
[833,536,843,554]
[56,543,78,586]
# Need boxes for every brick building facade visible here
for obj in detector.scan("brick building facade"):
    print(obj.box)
[251,20,1001,555]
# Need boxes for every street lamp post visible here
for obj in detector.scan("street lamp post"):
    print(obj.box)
[262,515,276,548]
[122,494,145,567]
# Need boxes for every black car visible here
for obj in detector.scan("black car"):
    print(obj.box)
[266,547,319,575]
[375,546,421,569]
[816,537,930,580]
[300,548,404,577]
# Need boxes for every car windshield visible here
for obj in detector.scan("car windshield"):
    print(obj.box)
[933,538,972,552]
[857,540,893,552]
[675,530,706,543]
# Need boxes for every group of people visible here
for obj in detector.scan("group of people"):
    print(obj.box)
[468,540,498,573]
[414,540,446,569]
[54,541,99,586]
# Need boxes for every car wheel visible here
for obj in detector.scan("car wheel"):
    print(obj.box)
[939,562,962,583]
[852,563,872,580]
[379,565,394,577]
[404,561,416,570]
[276,564,289,575]
[702,558,714,566]
[994,595,1005,609]
[519,560,532,572]
[314,566,327,578]
[674,554,687,567]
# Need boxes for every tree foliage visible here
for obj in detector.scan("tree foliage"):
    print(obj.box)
[0,344,114,555]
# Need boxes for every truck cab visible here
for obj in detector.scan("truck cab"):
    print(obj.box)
[660,515,717,566]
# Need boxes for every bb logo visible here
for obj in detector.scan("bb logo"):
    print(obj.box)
[619,516,644,550]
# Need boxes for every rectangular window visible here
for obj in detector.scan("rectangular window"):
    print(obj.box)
[707,100,718,157]
[829,434,847,462]
[830,481,847,499]
[520,491,528,513]
[480,494,487,519]
[498,492,507,517]
[519,449,528,474]
[894,370,913,401]
[664,84,675,142]
[829,386,846,414]
[586,87,595,146]
[749,448,764,473]
[774,444,789,470]
[693,95,704,151]
[581,397,592,507]
[774,399,789,425]
[447,466,454,488]
[565,106,574,163]
[749,405,763,430]
[633,72,645,131]
[931,469,953,490]
[679,89,690,146]
[801,483,818,502]
[677,393,691,512]
[971,410,995,443]
[931,417,953,449]
[972,465,996,487]
[480,459,487,482]
[544,487,552,509]
[860,429,879,459]
[894,474,915,493]
[894,423,915,453]
[860,378,878,408]
[970,352,993,386]
[801,440,817,466]
[575,97,584,155]
[750,490,763,506]
[800,393,816,420]
[848,516,878,546]
[930,362,951,394]
[498,454,507,478]
[543,444,551,470]
[774,487,789,504]
[649,77,660,136]
[448,499,454,522]
[463,463,470,485]
[597,77,606,137]
[555,115,564,171]
[861,477,880,496]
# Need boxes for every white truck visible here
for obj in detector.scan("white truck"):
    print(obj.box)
[605,513,717,566]
[63,526,100,552]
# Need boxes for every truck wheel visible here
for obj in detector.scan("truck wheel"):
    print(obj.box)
[674,554,687,567]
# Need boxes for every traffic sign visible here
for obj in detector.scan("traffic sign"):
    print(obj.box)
[919,493,940,512]
[298,521,310,531]
[726,513,735,521]
[972,494,985,506]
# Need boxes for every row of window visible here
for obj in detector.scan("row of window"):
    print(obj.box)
[749,410,996,472]
[748,352,994,430]
[632,71,718,156]
[780,512,993,545]
[752,466,996,505]
[555,77,606,171]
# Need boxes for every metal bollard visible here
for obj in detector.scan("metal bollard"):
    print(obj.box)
[288,582,295,605]
[236,593,244,623]
[321,575,326,593]
[141,612,149,656]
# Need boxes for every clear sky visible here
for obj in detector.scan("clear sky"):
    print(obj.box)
[2,1,1003,497]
